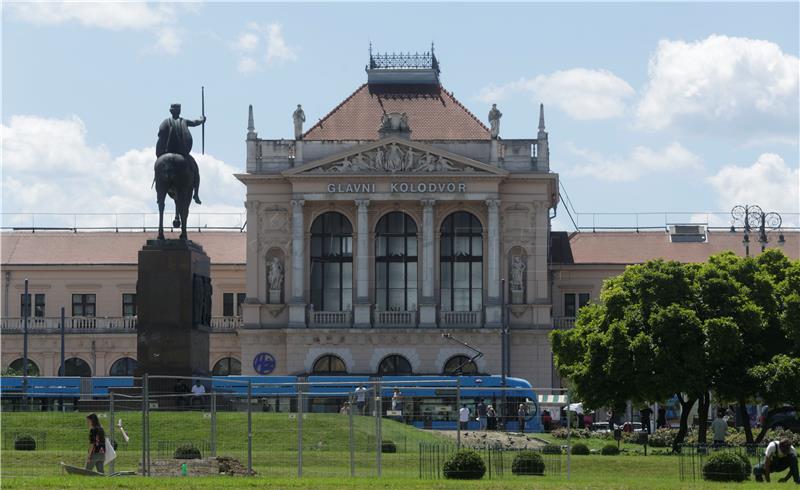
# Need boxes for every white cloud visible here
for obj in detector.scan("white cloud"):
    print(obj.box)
[566,142,702,182]
[6,2,191,55]
[707,153,800,221]
[636,35,799,139]
[231,22,297,74]
[1,115,244,227]
[477,68,634,120]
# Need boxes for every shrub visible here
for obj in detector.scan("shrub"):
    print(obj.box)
[443,449,486,480]
[570,443,590,455]
[173,443,201,459]
[648,428,676,448]
[702,452,749,482]
[541,444,562,454]
[14,435,36,451]
[736,452,752,477]
[381,440,397,453]
[600,443,620,455]
[511,451,545,476]
[551,428,592,439]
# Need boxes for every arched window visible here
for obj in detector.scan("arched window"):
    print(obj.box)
[375,212,418,311]
[312,354,347,375]
[7,358,40,376]
[377,354,413,375]
[440,212,483,311]
[58,357,92,377]
[212,357,242,376]
[443,355,478,375]
[310,212,353,312]
[109,357,138,376]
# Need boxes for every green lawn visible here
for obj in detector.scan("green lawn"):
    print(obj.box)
[0,411,775,488]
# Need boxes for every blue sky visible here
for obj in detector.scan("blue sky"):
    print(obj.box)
[2,2,798,230]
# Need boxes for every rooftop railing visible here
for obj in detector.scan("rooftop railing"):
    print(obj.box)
[1,213,247,233]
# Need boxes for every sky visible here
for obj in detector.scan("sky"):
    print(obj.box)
[2,1,799,231]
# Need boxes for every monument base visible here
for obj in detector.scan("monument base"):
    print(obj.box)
[136,239,212,379]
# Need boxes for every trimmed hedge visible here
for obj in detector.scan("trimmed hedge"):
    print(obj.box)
[600,443,620,455]
[511,451,545,476]
[571,443,590,455]
[14,435,36,451]
[173,443,202,460]
[541,444,562,454]
[381,440,397,453]
[702,452,749,482]
[443,449,486,480]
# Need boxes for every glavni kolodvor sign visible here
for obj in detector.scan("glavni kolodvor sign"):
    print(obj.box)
[326,182,467,193]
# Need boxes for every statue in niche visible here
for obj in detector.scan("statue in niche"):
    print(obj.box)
[268,257,284,291]
[510,256,526,291]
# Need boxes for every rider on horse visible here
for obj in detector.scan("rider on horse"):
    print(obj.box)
[156,103,205,204]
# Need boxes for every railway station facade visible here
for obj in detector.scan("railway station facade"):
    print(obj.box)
[2,51,797,389]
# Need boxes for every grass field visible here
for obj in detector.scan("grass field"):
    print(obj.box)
[0,411,775,489]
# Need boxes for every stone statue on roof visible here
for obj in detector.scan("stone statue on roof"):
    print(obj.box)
[293,104,305,139]
[488,104,502,139]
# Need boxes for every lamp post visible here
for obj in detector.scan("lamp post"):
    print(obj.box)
[730,205,783,257]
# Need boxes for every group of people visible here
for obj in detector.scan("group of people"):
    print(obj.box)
[459,402,529,432]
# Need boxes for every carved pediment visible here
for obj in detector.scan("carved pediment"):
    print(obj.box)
[284,137,507,177]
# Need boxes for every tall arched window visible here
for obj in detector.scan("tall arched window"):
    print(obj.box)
[440,212,483,311]
[443,355,478,375]
[310,212,353,312]
[375,212,417,311]
[109,357,138,376]
[7,358,40,376]
[58,357,92,377]
[312,354,347,375]
[377,354,413,375]
[212,357,242,376]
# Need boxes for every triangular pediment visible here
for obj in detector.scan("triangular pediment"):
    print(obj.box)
[283,137,507,177]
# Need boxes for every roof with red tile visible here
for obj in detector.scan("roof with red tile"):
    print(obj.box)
[1,231,246,266]
[553,231,800,265]
[303,84,491,141]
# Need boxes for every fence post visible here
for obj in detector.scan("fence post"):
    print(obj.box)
[210,389,217,457]
[297,385,303,478]
[349,393,355,477]
[375,380,382,477]
[247,381,252,475]
[566,389,571,481]
[109,392,115,474]
[142,373,149,476]
[455,378,461,449]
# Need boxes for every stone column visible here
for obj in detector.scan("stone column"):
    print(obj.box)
[485,199,502,327]
[419,199,437,327]
[354,199,371,327]
[288,199,306,327]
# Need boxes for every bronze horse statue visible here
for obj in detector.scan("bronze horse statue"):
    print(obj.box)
[153,153,195,240]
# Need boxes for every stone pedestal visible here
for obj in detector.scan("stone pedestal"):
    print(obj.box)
[136,239,211,378]
[354,302,371,328]
[511,290,524,305]
[268,289,282,305]
[419,303,437,328]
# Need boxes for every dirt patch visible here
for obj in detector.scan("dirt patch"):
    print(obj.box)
[431,430,548,450]
[147,456,256,476]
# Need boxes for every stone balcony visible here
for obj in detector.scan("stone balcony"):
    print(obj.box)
[553,316,576,329]
[1,316,242,333]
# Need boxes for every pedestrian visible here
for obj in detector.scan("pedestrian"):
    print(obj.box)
[85,413,105,473]
[639,406,653,434]
[191,379,206,408]
[517,403,527,433]
[583,411,593,430]
[711,410,728,447]
[541,409,552,432]
[754,438,799,483]
[340,401,350,415]
[476,399,488,430]
[487,405,497,431]
[459,404,470,430]
[355,385,367,414]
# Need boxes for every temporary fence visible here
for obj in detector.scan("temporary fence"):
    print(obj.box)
[678,444,766,482]
[419,442,564,479]
[0,377,572,480]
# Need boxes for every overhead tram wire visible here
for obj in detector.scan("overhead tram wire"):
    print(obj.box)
[558,181,580,232]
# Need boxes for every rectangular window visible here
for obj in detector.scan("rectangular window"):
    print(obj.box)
[122,293,137,316]
[20,293,46,318]
[72,294,96,317]
[223,293,234,317]
[564,292,590,317]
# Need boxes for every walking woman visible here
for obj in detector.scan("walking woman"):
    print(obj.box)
[517,403,528,433]
[85,413,105,473]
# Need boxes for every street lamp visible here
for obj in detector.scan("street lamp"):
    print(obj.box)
[730,205,783,257]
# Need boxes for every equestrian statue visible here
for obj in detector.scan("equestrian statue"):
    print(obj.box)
[153,100,205,240]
